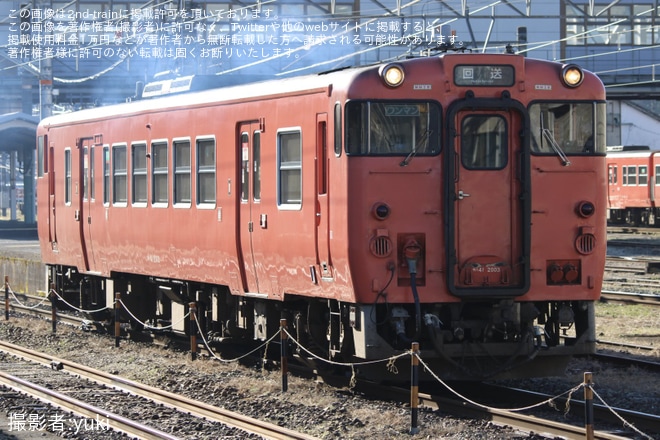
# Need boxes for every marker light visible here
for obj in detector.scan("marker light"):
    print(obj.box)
[380,64,405,88]
[577,201,595,218]
[372,203,391,220]
[562,64,584,87]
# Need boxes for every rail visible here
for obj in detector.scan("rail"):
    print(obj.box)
[0,339,317,440]
[600,290,660,306]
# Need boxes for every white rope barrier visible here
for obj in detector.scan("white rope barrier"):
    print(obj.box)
[417,354,582,412]
[193,313,280,363]
[591,388,655,440]
[117,299,187,331]
[6,286,656,439]
[283,328,409,368]
[7,284,50,310]
[49,289,110,314]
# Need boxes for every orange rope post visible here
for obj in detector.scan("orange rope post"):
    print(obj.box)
[49,284,57,334]
[114,292,121,347]
[280,319,288,393]
[584,372,594,440]
[410,342,420,434]
[189,302,197,361]
[4,276,9,320]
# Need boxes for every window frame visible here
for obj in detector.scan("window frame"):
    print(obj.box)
[277,128,303,210]
[64,148,72,205]
[460,114,508,170]
[112,144,128,206]
[103,145,110,205]
[151,139,169,207]
[131,142,148,206]
[344,100,442,157]
[196,136,216,208]
[529,101,606,156]
[173,137,192,207]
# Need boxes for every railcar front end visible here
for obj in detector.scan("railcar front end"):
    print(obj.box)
[341,54,607,379]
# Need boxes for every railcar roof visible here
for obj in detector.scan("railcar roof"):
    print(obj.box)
[607,151,660,158]
[38,65,371,128]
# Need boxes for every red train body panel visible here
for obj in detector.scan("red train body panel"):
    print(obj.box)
[37,52,607,380]
[607,147,660,226]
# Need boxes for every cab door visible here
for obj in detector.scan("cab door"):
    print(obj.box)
[237,122,262,294]
[446,102,530,297]
[315,113,333,279]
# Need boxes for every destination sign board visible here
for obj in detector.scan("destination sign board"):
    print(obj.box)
[454,65,515,87]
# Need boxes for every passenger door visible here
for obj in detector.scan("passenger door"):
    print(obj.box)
[47,144,57,246]
[237,122,262,293]
[651,152,660,216]
[446,105,530,297]
[77,137,96,272]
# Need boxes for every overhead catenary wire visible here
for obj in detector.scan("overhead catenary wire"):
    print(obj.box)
[1,1,658,87]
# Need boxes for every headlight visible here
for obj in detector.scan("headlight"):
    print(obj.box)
[562,64,584,87]
[379,63,405,88]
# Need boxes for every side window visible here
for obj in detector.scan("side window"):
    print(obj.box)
[112,145,127,204]
[461,115,507,169]
[241,133,249,202]
[173,139,191,205]
[623,165,637,186]
[334,102,342,157]
[278,130,302,207]
[83,147,89,201]
[90,147,95,201]
[656,165,660,185]
[132,143,147,204]
[103,146,110,204]
[638,166,648,185]
[608,165,618,184]
[253,132,261,201]
[64,149,71,204]
[37,136,45,177]
[196,138,215,205]
[152,141,168,204]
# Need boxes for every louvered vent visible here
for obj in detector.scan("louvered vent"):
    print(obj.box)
[370,236,393,258]
[575,233,596,255]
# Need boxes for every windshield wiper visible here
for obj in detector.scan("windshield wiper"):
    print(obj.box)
[400,130,432,167]
[539,114,571,167]
[541,128,571,167]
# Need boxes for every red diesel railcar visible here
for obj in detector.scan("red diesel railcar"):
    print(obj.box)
[607,146,660,226]
[37,52,607,380]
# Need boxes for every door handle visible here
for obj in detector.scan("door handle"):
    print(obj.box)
[458,190,470,200]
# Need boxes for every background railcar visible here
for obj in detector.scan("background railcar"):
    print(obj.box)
[607,146,660,226]
[37,52,607,380]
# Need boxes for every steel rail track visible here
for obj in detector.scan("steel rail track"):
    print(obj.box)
[0,371,179,440]
[0,340,317,440]
[354,381,634,440]
[358,382,658,440]
[600,290,660,306]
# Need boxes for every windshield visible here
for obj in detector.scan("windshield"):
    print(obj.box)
[345,101,441,156]
[530,102,606,155]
